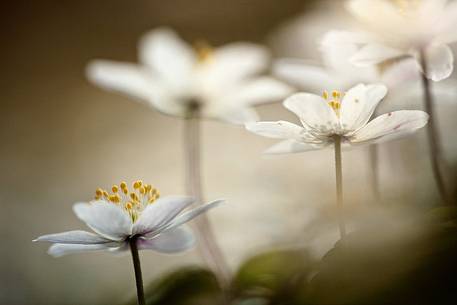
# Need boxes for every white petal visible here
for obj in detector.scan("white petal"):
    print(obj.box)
[47,243,115,257]
[321,30,374,48]
[283,93,339,130]
[73,202,132,241]
[273,59,340,91]
[321,42,379,85]
[86,60,154,101]
[139,27,196,91]
[34,230,111,244]
[346,0,404,31]
[232,77,294,106]
[205,105,259,124]
[160,199,224,233]
[132,196,194,235]
[264,139,325,154]
[245,121,305,139]
[340,84,387,131]
[203,43,269,85]
[420,44,454,82]
[350,44,404,67]
[436,2,457,43]
[137,226,195,253]
[351,110,429,143]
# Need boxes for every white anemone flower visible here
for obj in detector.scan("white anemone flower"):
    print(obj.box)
[34,180,223,257]
[86,27,292,124]
[246,84,429,154]
[325,0,457,81]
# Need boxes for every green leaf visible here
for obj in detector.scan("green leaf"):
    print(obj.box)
[305,221,457,305]
[231,249,312,302]
[140,267,222,305]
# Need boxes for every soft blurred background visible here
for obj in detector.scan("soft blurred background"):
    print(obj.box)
[2,1,457,304]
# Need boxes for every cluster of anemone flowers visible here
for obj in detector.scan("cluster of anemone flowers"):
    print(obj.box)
[34,0,457,304]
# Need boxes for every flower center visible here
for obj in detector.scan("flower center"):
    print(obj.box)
[323,90,343,117]
[193,40,213,63]
[392,0,421,13]
[94,180,160,222]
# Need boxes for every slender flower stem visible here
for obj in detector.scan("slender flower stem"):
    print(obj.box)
[333,135,346,239]
[419,51,450,205]
[369,144,381,202]
[184,105,231,287]
[129,238,146,305]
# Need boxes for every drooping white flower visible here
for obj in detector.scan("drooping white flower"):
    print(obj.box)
[325,0,457,81]
[246,84,429,154]
[34,180,223,257]
[86,28,292,124]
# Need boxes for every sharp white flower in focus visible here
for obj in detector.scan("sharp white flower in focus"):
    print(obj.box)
[246,84,429,154]
[34,180,223,257]
[86,28,292,124]
[325,0,457,81]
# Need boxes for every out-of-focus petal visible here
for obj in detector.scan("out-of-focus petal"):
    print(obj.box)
[86,60,154,101]
[321,30,374,48]
[350,44,404,66]
[139,27,196,91]
[211,106,259,125]
[232,77,294,106]
[73,202,132,241]
[419,43,454,82]
[350,110,429,143]
[203,43,269,85]
[138,226,195,253]
[132,196,194,236]
[346,0,404,31]
[273,59,341,91]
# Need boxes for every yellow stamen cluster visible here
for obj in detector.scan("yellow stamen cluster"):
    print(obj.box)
[94,180,160,221]
[323,90,344,116]
[193,40,213,63]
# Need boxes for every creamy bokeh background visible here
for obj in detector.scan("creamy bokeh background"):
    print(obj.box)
[2,1,456,304]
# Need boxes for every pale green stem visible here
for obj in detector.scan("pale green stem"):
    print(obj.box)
[333,135,346,239]
[184,106,231,288]
[419,50,450,205]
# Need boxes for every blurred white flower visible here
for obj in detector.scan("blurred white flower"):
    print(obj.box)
[246,84,429,154]
[86,27,292,124]
[34,181,223,257]
[326,0,457,81]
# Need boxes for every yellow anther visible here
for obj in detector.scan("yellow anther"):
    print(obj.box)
[112,185,119,193]
[323,90,329,100]
[145,184,152,192]
[133,180,143,189]
[120,182,127,189]
[130,193,139,201]
[332,90,341,99]
[109,194,120,203]
[103,191,109,198]
[139,186,146,195]
[95,188,103,197]
[125,202,133,210]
